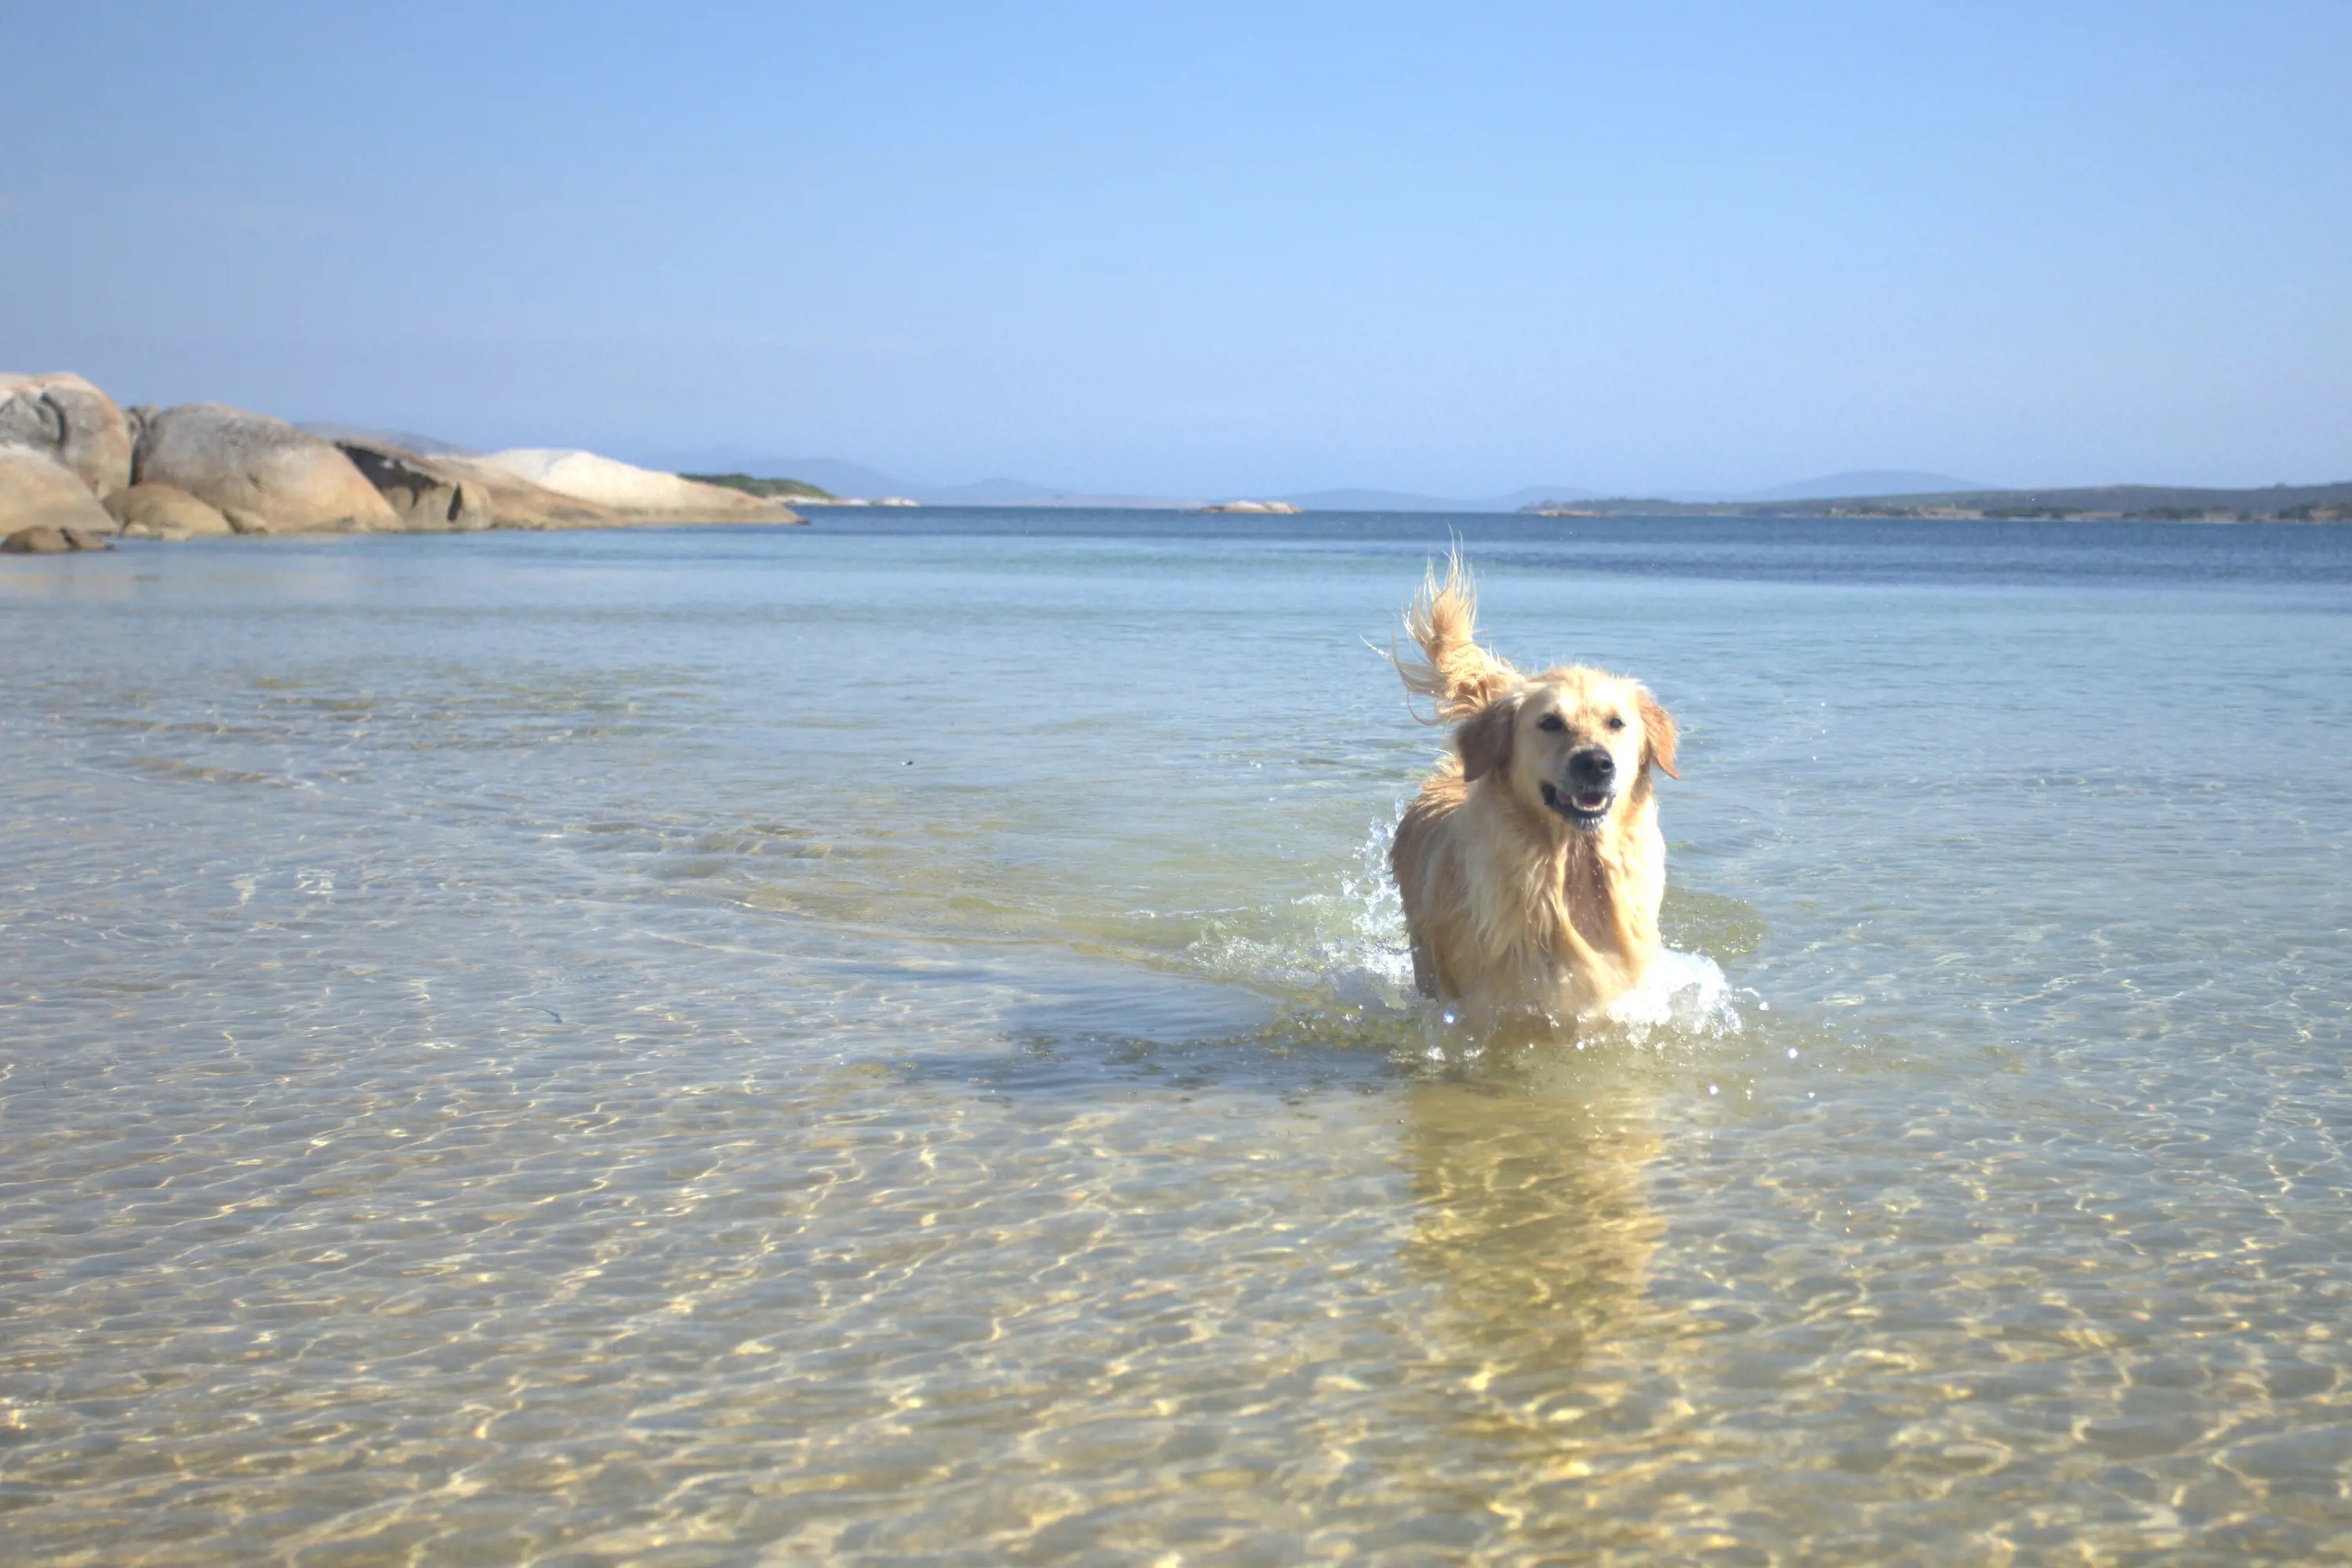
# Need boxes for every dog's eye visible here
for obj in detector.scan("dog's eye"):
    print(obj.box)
[1537,714,1564,732]
[1606,714,1627,731]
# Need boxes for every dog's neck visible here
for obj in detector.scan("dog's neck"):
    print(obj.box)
[1483,775,1657,961]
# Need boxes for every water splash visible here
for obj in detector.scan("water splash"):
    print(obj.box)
[1192,814,1750,1044]
[1600,946,1747,1042]
[1189,816,1417,1007]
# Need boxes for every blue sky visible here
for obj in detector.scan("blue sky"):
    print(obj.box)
[4,2,2347,495]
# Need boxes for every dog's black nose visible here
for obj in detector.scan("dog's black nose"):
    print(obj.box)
[1568,748,1615,783]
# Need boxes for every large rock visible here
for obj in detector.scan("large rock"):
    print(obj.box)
[0,372,133,498]
[131,403,399,535]
[425,454,633,530]
[477,448,799,521]
[333,440,495,531]
[0,448,118,535]
[103,482,234,539]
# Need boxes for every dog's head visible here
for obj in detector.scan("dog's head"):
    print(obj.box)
[1454,667,1678,833]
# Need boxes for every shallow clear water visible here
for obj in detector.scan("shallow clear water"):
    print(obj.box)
[3,514,2350,1564]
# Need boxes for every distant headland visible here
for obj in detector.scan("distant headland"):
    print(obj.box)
[1525,481,2352,523]
[635,457,2352,520]
[11,372,2347,551]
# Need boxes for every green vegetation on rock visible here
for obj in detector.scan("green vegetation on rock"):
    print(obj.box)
[683,473,838,501]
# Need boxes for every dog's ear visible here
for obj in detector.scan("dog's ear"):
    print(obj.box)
[1456,692,1519,782]
[1639,688,1680,779]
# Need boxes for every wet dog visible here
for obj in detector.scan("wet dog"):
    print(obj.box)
[1389,555,1679,1030]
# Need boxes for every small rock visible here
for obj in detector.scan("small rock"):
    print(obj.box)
[104,481,233,539]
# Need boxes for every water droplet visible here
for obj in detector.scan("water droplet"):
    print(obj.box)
[1788,1047,1798,1058]
[1708,1083,1719,1095]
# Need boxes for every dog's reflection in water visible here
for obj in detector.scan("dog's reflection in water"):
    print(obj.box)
[1392,1069,1723,1559]
[1397,1067,1666,1422]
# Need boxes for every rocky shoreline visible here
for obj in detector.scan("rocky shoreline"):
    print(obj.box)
[0,372,804,553]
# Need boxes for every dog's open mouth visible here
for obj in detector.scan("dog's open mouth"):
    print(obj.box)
[1540,782,1613,829]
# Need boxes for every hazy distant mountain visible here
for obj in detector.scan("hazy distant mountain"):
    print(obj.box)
[641,452,1609,509]
[645,454,910,497]
[1473,485,1601,510]
[298,423,477,456]
[1275,485,1599,513]
[1737,470,1993,502]
[923,476,1105,504]
[924,482,1196,507]
[639,456,1185,506]
[1273,488,1457,511]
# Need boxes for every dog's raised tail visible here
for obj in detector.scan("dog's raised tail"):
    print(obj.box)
[1395,549,1519,723]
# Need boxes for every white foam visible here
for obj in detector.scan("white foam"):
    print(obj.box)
[1601,946,1746,1040]
[1189,817,1417,1006]
[1192,813,1751,1042]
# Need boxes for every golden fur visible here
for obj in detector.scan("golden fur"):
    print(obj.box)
[1389,554,1679,1030]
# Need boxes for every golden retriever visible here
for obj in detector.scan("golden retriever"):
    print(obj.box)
[1389,554,1679,1030]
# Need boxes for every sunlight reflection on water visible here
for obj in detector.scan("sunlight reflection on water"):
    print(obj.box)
[2,517,2350,1563]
